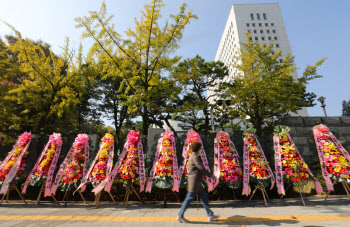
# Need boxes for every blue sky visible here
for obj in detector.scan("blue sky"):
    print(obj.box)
[0,0,349,126]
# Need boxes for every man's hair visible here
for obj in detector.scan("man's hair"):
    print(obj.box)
[191,142,202,153]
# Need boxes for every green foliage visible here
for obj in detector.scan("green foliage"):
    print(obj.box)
[1,25,89,136]
[342,99,350,116]
[222,33,327,131]
[171,55,228,134]
[75,0,197,135]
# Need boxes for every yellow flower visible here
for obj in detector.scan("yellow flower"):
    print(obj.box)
[167,173,171,177]
[225,160,228,163]
[305,173,309,178]
[70,173,74,177]
[92,172,95,176]
[303,164,308,169]
[132,179,135,183]
[73,179,77,183]
[76,170,80,173]
[286,175,290,179]
[345,175,349,179]
[160,173,163,177]
[252,167,256,171]
[220,172,224,177]
[100,170,104,174]
[81,163,84,166]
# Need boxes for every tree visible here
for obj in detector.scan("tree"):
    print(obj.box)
[3,25,88,135]
[87,60,132,144]
[222,34,326,132]
[172,55,228,137]
[75,0,197,136]
[342,99,350,116]
[0,35,30,133]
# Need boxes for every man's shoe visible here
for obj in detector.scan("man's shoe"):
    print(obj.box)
[208,214,220,222]
[176,216,190,223]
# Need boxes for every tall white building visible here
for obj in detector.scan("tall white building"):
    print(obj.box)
[208,3,308,116]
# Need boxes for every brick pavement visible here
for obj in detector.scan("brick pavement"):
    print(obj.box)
[0,196,349,226]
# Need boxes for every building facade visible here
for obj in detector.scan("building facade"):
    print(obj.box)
[208,3,308,116]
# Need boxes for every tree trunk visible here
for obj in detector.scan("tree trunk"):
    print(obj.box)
[203,106,210,143]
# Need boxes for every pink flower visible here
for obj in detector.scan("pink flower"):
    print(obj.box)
[127,130,140,145]
[217,131,229,141]
[186,130,201,143]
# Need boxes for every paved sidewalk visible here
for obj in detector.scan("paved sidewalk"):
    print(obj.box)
[0,196,349,226]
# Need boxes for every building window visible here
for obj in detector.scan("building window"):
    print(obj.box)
[255,37,258,41]
[271,23,275,27]
[268,37,272,40]
[260,30,263,33]
[246,23,250,27]
[257,13,261,20]
[254,30,257,34]
[267,30,270,33]
[259,23,262,27]
[262,37,265,41]
[252,23,256,27]
[250,37,252,40]
[250,14,254,20]
[279,59,283,63]
[274,36,278,40]
[265,23,268,26]
[276,44,280,48]
[263,13,267,20]
[273,30,276,33]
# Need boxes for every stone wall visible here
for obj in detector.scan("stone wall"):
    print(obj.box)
[147,117,350,167]
[278,116,350,158]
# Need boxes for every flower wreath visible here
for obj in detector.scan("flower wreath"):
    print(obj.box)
[273,125,323,195]
[313,124,350,191]
[51,134,89,194]
[146,130,180,192]
[92,130,146,195]
[212,131,242,190]
[22,133,62,197]
[0,132,32,194]
[77,133,114,192]
[242,129,275,196]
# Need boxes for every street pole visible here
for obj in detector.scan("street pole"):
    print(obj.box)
[317,96,327,117]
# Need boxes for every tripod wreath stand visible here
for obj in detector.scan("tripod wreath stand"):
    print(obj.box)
[248,184,270,207]
[0,183,27,206]
[152,187,180,208]
[123,185,143,208]
[325,179,350,200]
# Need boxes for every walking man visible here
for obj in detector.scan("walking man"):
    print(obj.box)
[177,142,219,223]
